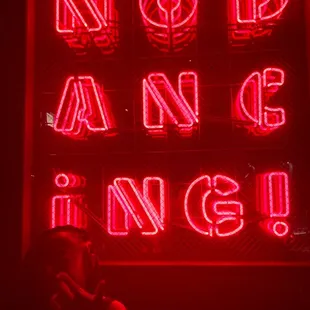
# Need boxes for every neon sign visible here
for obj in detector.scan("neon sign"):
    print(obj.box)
[257,172,290,237]
[234,67,286,136]
[53,69,287,138]
[51,173,88,228]
[229,0,290,43]
[54,76,116,139]
[55,0,119,54]
[51,172,290,238]
[143,71,199,136]
[27,0,310,264]
[139,0,198,52]
[108,177,166,236]
[185,175,244,238]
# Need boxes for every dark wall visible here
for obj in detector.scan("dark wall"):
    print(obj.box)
[104,266,310,310]
[6,0,25,307]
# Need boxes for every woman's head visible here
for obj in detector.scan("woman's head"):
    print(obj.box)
[20,226,100,307]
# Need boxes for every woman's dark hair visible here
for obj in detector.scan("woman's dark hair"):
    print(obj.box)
[15,226,98,309]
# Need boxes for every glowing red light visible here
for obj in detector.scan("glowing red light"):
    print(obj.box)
[51,195,88,228]
[49,172,293,237]
[55,173,85,188]
[139,0,198,52]
[55,173,71,188]
[54,76,115,139]
[52,173,87,228]
[107,177,166,236]
[229,0,290,43]
[184,175,244,237]
[234,67,286,136]
[257,171,290,237]
[55,0,119,54]
[143,72,199,136]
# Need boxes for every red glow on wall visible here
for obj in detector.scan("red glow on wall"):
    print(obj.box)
[139,0,198,52]
[55,0,119,54]
[107,177,166,236]
[229,0,290,43]
[51,173,87,229]
[143,72,199,136]
[184,175,244,237]
[54,76,116,139]
[257,172,290,237]
[234,68,286,136]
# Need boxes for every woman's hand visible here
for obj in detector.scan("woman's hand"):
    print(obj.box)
[50,273,126,310]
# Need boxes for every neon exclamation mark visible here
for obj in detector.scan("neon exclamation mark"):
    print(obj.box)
[258,172,290,237]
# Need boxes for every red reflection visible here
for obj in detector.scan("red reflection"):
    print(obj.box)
[229,0,290,43]
[139,0,198,52]
[143,71,199,136]
[257,172,290,237]
[185,175,244,237]
[55,0,119,54]
[55,173,85,188]
[234,67,286,136]
[54,76,115,139]
[107,177,166,236]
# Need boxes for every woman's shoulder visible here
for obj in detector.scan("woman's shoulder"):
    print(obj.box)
[108,300,127,310]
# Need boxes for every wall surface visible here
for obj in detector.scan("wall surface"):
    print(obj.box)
[104,266,310,310]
